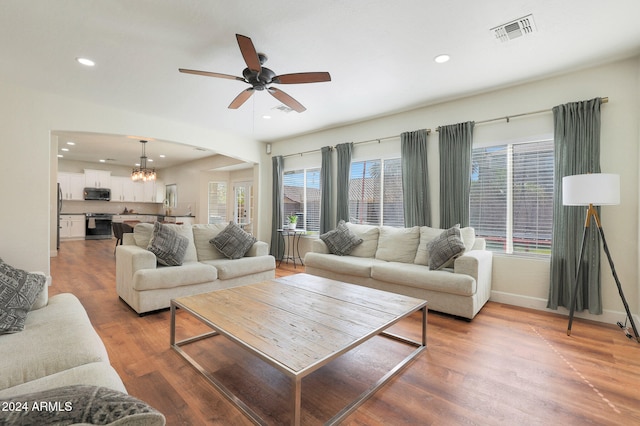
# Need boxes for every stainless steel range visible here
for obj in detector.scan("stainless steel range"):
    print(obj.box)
[85,213,113,240]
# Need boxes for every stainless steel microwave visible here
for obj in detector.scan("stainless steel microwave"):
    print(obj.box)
[83,187,111,201]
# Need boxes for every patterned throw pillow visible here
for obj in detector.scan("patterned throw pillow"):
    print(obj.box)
[0,385,166,425]
[0,259,47,334]
[0,258,46,334]
[147,222,189,266]
[427,226,466,270]
[210,221,257,259]
[320,220,363,256]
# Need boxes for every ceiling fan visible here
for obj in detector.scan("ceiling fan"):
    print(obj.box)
[179,34,331,113]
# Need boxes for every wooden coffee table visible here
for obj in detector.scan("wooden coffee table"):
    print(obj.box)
[170,273,427,425]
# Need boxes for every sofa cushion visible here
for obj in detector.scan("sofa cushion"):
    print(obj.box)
[371,262,476,296]
[414,226,445,266]
[375,226,420,263]
[210,222,257,259]
[0,293,110,391]
[192,223,228,261]
[132,262,218,291]
[320,220,363,256]
[201,256,276,280]
[0,258,47,334]
[0,385,165,426]
[147,222,190,266]
[460,227,476,252]
[304,253,375,278]
[345,222,379,257]
[132,222,155,248]
[428,226,466,270]
[0,362,126,398]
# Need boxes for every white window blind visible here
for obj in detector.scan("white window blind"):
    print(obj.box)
[349,158,404,226]
[208,182,227,224]
[283,168,321,232]
[470,139,554,255]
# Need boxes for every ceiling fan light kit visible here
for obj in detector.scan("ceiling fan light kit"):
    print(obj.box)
[180,34,331,113]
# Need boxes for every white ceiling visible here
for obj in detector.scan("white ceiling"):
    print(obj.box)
[2,1,640,167]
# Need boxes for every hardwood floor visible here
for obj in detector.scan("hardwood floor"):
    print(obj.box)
[50,239,640,425]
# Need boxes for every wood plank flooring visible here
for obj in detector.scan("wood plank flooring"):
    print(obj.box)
[50,239,640,425]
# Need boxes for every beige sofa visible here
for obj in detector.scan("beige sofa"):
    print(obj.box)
[116,223,276,314]
[0,278,166,425]
[304,223,493,320]
[0,283,125,397]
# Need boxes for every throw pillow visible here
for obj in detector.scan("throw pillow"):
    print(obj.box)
[0,258,46,334]
[147,222,189,266]
[427,226,466,270]
[210,221,257,259]
[320,220,363,256]
[0,385,166,426]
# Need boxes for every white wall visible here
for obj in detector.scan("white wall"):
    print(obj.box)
[259,56,640,323]
[0,80,262,275]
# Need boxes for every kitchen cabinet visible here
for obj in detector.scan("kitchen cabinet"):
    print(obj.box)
[143,180,165,203]
[57,172,85,200]
[59,214,86,239]
[84,169,111,188]
[112,215,158,223]
[111,177,136,202]
[110,177,151,202]
[163,216,194,225]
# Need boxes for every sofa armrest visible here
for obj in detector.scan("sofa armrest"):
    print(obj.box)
[310,238,330,254]
[454,249,493,292]
[245,241,269,257]
[116,245,157,274]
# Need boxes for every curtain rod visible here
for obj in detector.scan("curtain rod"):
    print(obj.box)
[282,129,432,158]
[436,97,609,131]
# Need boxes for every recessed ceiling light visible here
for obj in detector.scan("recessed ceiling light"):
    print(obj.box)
[434,54,450,64]
[148,159,154,163]
[159,154,166,158]
[66,141,75,145]
[263,115,272,120]
[57,154,63,158]
[99,159,106,163]
[76,57,95,67]
[61,148,69,152]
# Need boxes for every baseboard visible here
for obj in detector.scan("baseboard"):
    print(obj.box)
[490,290,640,327]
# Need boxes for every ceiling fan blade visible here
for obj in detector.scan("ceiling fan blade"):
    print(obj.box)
[236,34,261,74]
[273,72,331,84]
[228,88,255,109]
[267,87,306,113]
[179,68,246,81]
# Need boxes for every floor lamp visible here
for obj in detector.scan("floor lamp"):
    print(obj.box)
[563,173,639,342]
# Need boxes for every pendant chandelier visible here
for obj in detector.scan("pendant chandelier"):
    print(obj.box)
[131,140,156,182]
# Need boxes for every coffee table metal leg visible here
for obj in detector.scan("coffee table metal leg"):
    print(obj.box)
[291,377,302,426]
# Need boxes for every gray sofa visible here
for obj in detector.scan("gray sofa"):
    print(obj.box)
[304,222,493,319]
[116,223,276,314]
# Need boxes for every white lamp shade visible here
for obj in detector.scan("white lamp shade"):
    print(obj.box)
[562,173,620,206]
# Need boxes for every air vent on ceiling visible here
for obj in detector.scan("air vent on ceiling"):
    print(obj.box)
[272,104,295,114]
[491,14,536,42]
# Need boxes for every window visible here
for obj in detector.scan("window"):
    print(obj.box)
[208,182,227,224]
[470,139,554,255]
[348,158,404,226]
[283,168,321,232]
